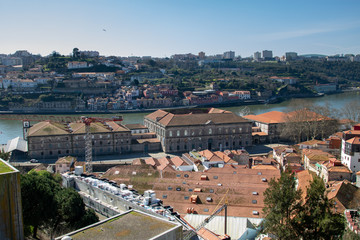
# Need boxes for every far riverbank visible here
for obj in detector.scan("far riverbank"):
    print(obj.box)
[0,91,358,144]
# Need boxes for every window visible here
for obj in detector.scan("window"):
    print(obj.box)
[209,189,214,193]
[184,130,188,136]
[209,128,212,134]
[184,196,189,200]
[169,131,173,137]
[177,130,180,136]
[168,187,173,190]
[213,176,218,179]
[176,174,181,177]
[162,195,167,199]
[188,189,193,192]
[58,150,61,154]
[203,208,209,212]
[252,200,257,204]
[184,174,189,178]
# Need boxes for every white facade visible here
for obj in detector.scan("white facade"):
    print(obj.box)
[223,51,235,59]
[233,91,251,100]
[67,61,90,69]
[34,78,51,84]
[341,139,360,173]
[9,79,37,90]
[1,79,12,89]
[254,51,261,61]
[1,57,22,66]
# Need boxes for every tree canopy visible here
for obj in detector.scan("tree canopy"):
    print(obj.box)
[262,171,345,240]
[21,171,99,238]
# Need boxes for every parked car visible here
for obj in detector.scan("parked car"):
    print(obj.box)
[30,159,38,163]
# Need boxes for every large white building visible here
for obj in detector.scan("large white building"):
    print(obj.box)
[253,51,261,61]
[223,51,235,60]
[341,124,360,173]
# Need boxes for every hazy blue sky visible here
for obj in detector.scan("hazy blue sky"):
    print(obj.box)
[1,0,360,57]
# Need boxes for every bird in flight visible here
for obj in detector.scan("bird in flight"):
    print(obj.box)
[103,29,106,32]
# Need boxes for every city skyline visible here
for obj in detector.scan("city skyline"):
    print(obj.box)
[1,0,360,57]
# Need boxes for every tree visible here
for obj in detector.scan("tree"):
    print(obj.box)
[21,171,99,238]
[0,149,10,161]
[342,100,360,124]
[262,171,303,239]
[21,171,60,238]
[262,172,346,240]
[280,100,339,143]
[72,48,80,58]
[297,176,345,240]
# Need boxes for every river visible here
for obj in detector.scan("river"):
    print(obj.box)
[0,91,358,144]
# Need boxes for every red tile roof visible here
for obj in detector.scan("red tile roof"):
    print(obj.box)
[346,137,360,145]
[244,109,332,124]
[145,108,249,127]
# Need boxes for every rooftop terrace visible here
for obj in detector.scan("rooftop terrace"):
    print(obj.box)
[59,210,181,240]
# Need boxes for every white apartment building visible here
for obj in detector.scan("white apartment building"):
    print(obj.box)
[340,125,360,173]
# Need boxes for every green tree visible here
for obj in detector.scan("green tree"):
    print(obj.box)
[0,149,10,161]
[73,47,80,58]
[298,176,345,240]
[21,171,60,238]
[263,172,346,240]
[262,171,303,240]
[49,187,98,238]
[21,171,99,238]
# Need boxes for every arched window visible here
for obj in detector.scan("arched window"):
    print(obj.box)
[209,128,212,134]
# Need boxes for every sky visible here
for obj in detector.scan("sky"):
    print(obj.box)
[1,0,360,58]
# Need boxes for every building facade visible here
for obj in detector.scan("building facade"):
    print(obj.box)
[341,129,360,173]
[27,121,131,159]
[262,50,273,60]
[144,108,252,153]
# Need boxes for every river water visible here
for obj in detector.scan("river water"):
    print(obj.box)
[0,91,358,144]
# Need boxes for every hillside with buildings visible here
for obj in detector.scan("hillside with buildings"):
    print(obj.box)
[1,49,360,113]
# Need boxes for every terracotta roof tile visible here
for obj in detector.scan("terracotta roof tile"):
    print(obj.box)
[346,137,360,145]
[145,108,249,127]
